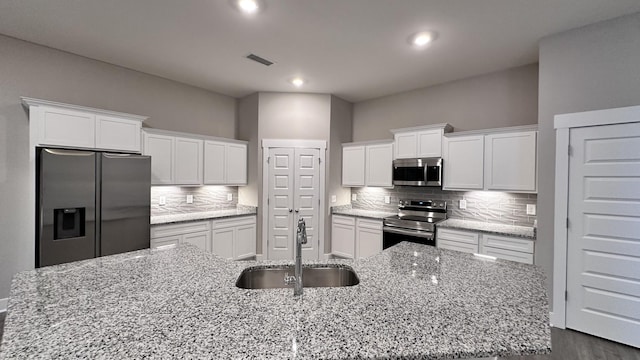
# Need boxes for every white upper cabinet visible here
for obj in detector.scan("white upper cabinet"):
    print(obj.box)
[22,97,146,153]
[342,141,393,187]
[485,131,537,192]
[203,141,248,185]
[443,125,538,193]
[143,129,247,186]
[203,141,226,184]
[95,114,141,152]
[391,124,453,159]
[143,132,175,185]
[443,135,485,190]
[342,145,366,187]
[174,137,203,185]
[366,142,393,187]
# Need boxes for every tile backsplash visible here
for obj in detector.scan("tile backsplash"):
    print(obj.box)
[151,186,238,215]
[351,187,537,227]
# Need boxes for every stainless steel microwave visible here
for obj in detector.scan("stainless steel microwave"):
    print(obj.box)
[392,158,442,187]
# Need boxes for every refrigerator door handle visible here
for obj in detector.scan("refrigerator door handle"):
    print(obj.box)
[44,148,94,157]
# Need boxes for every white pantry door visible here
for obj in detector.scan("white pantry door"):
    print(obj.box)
[566,122,640,348]
[267,147,320,260]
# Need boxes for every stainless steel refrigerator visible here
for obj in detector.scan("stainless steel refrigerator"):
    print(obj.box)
[36,148,151,267]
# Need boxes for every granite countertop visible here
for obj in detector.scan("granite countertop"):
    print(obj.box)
[151,207,257,225]
[438,218,536,239]
[0,242,550,359]
[331,205,396,220]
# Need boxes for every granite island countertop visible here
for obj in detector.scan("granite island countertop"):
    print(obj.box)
[0,243,550,359]
[438,218,536,239]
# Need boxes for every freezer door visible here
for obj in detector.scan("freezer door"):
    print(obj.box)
[37,148,96,267]
[100,153,151,256]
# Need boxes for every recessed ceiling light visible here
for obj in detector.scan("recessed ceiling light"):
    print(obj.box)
[237,0,260,14]
[290,77,305,87]
[410,31,438,48]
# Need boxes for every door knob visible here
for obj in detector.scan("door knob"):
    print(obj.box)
[295,209,300,213]
[289,209,293,213]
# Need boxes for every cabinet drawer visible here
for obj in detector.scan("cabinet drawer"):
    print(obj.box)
[151,235,180,250]
[151,221,211,239]
[482,234,534,253]
[437,238,478,254]
[437,228,479,245]
[332,215,356,226]
[212,215,256,230]
[482,246,534,264]
[356,218,382,230]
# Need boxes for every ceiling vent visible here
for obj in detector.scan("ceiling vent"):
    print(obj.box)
[246,53,274,66]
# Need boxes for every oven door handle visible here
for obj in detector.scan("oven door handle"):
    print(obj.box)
[383,227,434,239]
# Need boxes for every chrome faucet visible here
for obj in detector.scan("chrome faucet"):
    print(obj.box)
[294,217,307,296]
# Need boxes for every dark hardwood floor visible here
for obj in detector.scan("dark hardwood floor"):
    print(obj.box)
[0,312,637,359]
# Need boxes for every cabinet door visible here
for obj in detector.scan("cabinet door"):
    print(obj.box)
[356,219,382,258]
[234,223,256,259]
[38,106,96,148]
[485,131,537,192]
[183,231,210,252]
[226,143,247,185]
[481,246,534,264]
[417,129,442,158]
[203,141,226,184]
[437,228,479,254]
[95,115,141,152]
[143,133,174,185]
[212,227,234,259]
[443,135,484,190]
[150,235,180,250]
[331,216,355,258]
[342,146,365,187]
[174,137,203,185]
[394,132,417,159]
[366,143,393,187]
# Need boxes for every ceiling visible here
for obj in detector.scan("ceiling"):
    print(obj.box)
[1,1,640,102]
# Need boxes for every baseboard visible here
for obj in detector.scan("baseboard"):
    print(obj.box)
[550,311,565,329]
[0,297,7,312]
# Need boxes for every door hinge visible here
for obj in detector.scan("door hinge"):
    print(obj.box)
[267,198,270,205]
[566,218,570,229]
[319,157,321,164]
[267,156,270,164]
[568,145,572,156]
[565,290,568,301]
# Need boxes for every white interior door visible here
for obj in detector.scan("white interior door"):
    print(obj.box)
[267,148,295,260]
[267,147,320,260]
[294,148,320,260]
[566,122,640,348]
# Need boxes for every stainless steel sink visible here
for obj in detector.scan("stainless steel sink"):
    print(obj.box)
[236,264,360,289]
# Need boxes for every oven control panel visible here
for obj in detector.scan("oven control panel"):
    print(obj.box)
[398,199,447,211]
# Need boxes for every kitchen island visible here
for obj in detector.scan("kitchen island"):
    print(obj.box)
[0,242,550,359]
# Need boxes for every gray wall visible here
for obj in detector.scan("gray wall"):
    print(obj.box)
[353,64,539,141]
[327,96,354,252]
[237,93,260,208]
[258,93,331,140]
[0,34,236,300]
[537,11,640,307]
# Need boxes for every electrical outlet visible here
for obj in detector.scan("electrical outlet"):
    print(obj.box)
[227,193,233,201]
[159,196,166,206]
[331,195,337,203]
[186,195,194,204]
[526,204,536,215]
[352,194,357,201]
[459,199,467,210]
[384,196,390,204]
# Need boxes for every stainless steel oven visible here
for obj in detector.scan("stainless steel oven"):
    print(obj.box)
[383,199,447,249]
[392,158,442,187]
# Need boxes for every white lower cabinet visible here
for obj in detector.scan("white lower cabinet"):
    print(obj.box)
[151,221,211,252]
[211,216,256,260]
[356,218,383,258]
[331,215,383,259]
[437,227,534,264]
